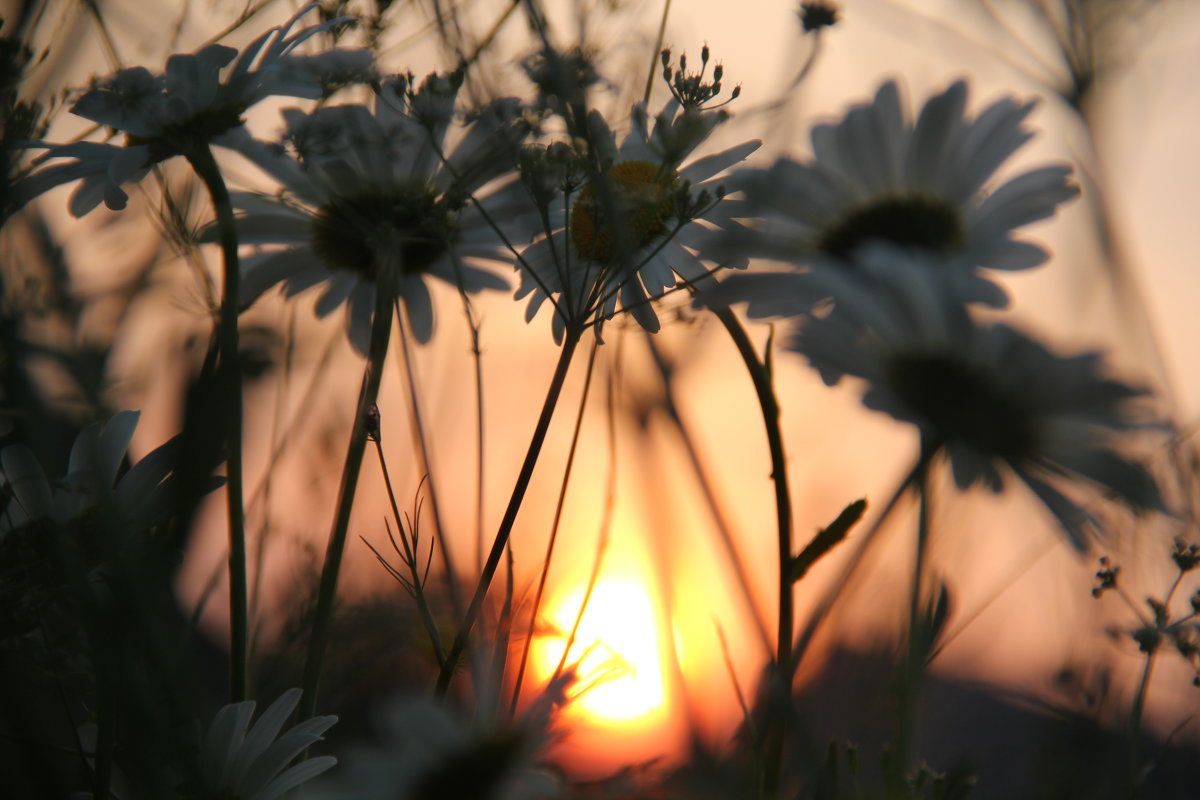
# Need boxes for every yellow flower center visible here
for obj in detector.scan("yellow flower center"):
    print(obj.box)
[569,160,679,264]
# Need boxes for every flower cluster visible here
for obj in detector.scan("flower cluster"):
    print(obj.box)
[1092,544,1200,686]
[4,3,1186,797]
[699,79,1163,548]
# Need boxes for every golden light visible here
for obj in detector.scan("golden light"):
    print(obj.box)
[534,577,668,726]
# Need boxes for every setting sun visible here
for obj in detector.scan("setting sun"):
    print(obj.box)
[534,578,667,725]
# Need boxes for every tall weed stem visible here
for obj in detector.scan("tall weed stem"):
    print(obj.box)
[510,337,600,715]
[185,145,247,702]
[300,284,395,718]
[436,325,583,696]
[1128,650,1157,798]
[711,308,793,797]
[894,451,933,794]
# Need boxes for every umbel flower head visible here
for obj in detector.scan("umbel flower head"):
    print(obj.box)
[711,79,1079,307]
[228,72,531,351]
[14,3,373,216]
[787,253,1163,550]
[515,98,760,342]
[197,688,337,800]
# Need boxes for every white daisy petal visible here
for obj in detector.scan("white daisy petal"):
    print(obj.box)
[403,275,435,344]
[700,78,1078,330]
[784,252,1163,550]
[21,7,371,217]
[679,139,763,184]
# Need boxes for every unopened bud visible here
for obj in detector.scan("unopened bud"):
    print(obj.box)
[365,404,381,442]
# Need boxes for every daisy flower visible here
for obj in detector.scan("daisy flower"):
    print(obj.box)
[198,688,337,800]
[709,79,1079,308]
[0,409,206,536]
[320,667,569,800]
[788,253,1163,550]
[14,3,372,216]
[229,73,531,350]
[515,98,761,341]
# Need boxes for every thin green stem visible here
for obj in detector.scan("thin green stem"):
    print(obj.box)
[299,283,395,719]
[436,325,583,696]
[713,310,793,669]
[510,336,600,715]
[711,308,793,798]
[185,145,247,703]
[461,0,521,68]
[643,0,674,104]
[644,332,772,658]
[1129,650,1158,799]
[895,453,933,794]
[372,435,446,667]
[552,344,623,686]
[792,460,920,667]
[395,306,463,620]
[447,256,488,575]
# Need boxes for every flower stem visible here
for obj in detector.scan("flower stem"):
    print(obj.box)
[299,284,394,719]
[185,145,247,703]
[711,308,793,797]
[1129,650,1158,798]
[436,325,583,697]
[643,0,673,104]
[510,336,600,715]
[894,451,933,793]
[371,434,446,666]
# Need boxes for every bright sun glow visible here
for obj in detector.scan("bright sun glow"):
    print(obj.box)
[534,578,666,725]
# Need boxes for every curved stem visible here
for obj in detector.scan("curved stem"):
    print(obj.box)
[300,284,394,719]
[792,459,921,667]
[185,145,247,702]
[717,311,794,670]
[711,308,793,797]
[644,332,772,658]
[436,325,583,696]
[510,336,600,715]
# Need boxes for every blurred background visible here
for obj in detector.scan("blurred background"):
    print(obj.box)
[3,0,1200,793]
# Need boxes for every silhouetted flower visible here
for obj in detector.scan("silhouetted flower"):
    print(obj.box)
[516,100,759,341]
[199,688,337,800]
[229,73,530,350]
[713,80,1078,304]
[322,670,570,800]
[0,410,198,535]
[787,253,1164,549]
[15,3,372,215]
[798,2,840,33]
